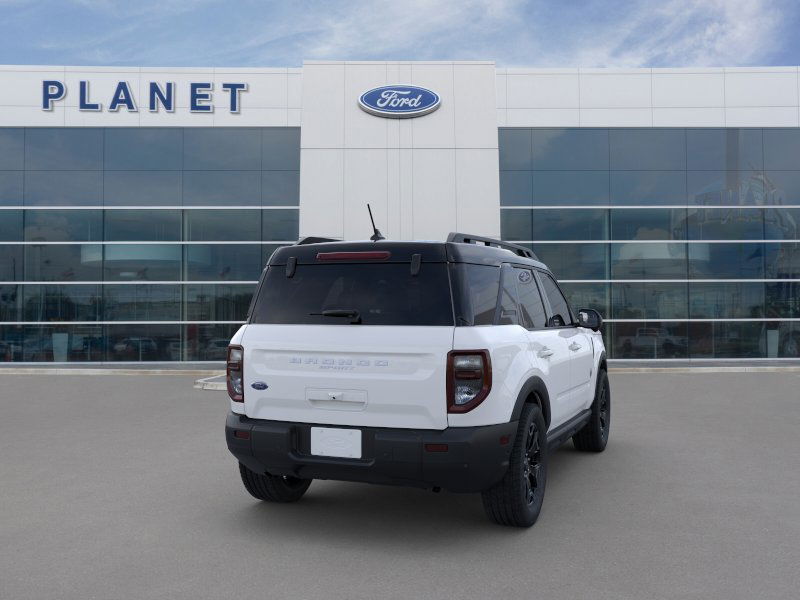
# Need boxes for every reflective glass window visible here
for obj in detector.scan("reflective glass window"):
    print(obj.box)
[556,282,608,320]
[539,272,572,326]
[104,285,181,320]
[103,245,181,281]
[688,322,765,358]
[532,129,609,170]
[451,264,500,326]
[185,323,241,361]
[766,282,800,318]
[497,266,519,326]
[611,171,687,205]
[104,171,182,206]
[184,244,263,281]
[0,285,21,321]
[0,129,24,170]
[686,129,763,171]
[0,325,24,361]
[687,170,770,205]
[262,128,301,170]
[0,209,22,241]
[499,171,533,206]
[25,128,103,170]
[611,208,687,240]
[0,246,23,281]
[22,324,104,362]
[763,129,800,170]
[689,282,765,319]
[773,322,800,358]
[262,209,299,241]
[184,209,260,241]
[530,209,608,241]
[611,282,687,320]
[763,208,800,240]
[24,171,103,206]
[612,321,688,359]
[689,243,764,279]
[24,210,102,242]
[183,128,260,170]
[183,171,260,206]
[610,129,685,170]
[0,171,23,206]
[104,128,182,170]
[499,129,532,170]
[500,209,532,241]
[514,268,547,329]
[185,284,256,321]
[105,324,181,361]
[24,244,102,281]
[533,171,610,206]
[22,285,101,321]
[764,170,800,204]
[765,242,800,279]
[531,243,608,280]
[104,210,181,241]
[687,208,764,240]
[611,243,687,279]
[262,170,300,206]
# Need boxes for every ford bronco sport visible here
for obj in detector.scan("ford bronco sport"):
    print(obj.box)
[225,233,609,527]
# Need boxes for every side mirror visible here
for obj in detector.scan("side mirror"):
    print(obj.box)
[578,308,603,332]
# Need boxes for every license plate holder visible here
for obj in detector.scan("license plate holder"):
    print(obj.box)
[310,427,362,459]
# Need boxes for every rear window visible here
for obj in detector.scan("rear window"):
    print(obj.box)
[250,263,454,326]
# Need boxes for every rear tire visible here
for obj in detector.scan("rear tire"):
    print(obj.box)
[239,463,311,502]
[573,369,610,452]
[481,403,548,527]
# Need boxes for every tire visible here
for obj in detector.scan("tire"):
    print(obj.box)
[573,369,610,452]
[481,403,548,527]
[238,463,311,503]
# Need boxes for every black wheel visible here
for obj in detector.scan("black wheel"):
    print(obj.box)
[481,403,548,527]
[573,369,610,452]
[238,463,311,503]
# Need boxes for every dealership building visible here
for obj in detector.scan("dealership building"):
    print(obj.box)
[0,61,799,362]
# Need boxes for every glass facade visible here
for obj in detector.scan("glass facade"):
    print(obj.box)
[0,127,299,362]
[500,128,800,359]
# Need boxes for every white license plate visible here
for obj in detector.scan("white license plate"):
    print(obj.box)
[310,427,362,459]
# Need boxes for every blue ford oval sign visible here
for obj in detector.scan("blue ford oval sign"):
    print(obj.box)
[358,85,440,118]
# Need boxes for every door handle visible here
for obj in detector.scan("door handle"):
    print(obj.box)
[569,342,582,351]
[538,347,554,358]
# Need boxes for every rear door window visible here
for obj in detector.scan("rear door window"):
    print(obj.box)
[250,263,454,326]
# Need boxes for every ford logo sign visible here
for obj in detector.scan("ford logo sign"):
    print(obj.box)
[358,85,440,118]
[251,381,268,390]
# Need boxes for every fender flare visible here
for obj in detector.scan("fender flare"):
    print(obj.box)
[510,376,551,429]
[598,350,607,373]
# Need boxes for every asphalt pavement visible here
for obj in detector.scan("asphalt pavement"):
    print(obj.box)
[1,371,799,599]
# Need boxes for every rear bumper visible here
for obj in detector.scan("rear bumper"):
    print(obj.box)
[226,412,517,493]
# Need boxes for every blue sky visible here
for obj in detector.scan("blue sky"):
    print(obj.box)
[1,0,798,68]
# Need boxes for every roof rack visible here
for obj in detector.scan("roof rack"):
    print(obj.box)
[296,236,339,245]
[446,232,538,260]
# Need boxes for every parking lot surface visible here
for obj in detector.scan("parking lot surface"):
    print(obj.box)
[1,372,799,600]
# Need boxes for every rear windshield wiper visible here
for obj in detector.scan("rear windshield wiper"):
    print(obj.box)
[309,309,362,324]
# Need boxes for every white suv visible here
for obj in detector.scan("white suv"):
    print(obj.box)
[225,233,610,527]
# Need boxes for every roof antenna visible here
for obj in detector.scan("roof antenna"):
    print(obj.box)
[367,204,385,241]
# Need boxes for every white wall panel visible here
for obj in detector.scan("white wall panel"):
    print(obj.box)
[456,149,500,237]
[652,72,724,107]
[412,149,456,240]
[506,73,580,108]
[298,62,345,148]
[298,149,344,239]
[343,149,388,239]
[454,63,498,148]
[580,108,652,126]
[653,107,725,127]
[725,106,799,127]
[506,108,579,127]
[343,63,388,149]
[724,70,799,106]
[579,72,651,108]
[410,63,456,148]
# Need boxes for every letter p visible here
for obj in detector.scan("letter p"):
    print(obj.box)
[42,80,65,110]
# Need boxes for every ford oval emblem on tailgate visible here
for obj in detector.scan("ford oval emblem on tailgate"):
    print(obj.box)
[251,381,268,390]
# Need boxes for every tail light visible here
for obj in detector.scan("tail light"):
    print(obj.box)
[227,345,244,402]
[447,350,491,413]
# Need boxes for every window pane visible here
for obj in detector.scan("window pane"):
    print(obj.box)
[764,170,800,204]
[533,171,609,206]
[610,129,685,170]
[185,244,264,281]
[0,129,24,170]
[539,272,572,326]
[612,321,688,359]
[611,208,687,240]
[104,171,182,206]
[104,210,181,241]
[451,264,500,326]
[262,128,301,170]
[106,324,181,361]
[104,285,181,320]
[183,171,260,206]
[183,128,260,170]
[0,325,23,361]
[499,129,532,170]
[766,282,800,317]
[262,209,299,241]
[764,129,800,170]
[689,322,765,358]
[0,285,21,321]
[104,128,182,171]
[25,171,103,206]
[499,171,532,206]
[185,284,255,321]
[22,285,101,321]
[689,243,764,279]
[25,244,102,281]
[763,208,800,239]
[0,246,23,281]
[515,269,547,328]
[531,243,608,280]
[533,129,609,170]
[560,282,609,319]
[611,282,687,319]
[262,170,299,206]
[0,209,22,241]
[22,324,104,362]
[0,171,23,206]
[25,128,103,170]
[184,209,260,241]
[687,207,764,240]
[500,209,532,241]
[774,322,800,358]
[689,282,764,318]
[611,243,687,279]
[103,245,181,281]
[611,171,687,205]
[765,242,800,278]
[687,170,769,205]
[686,129,763,171]
[185,323,240,361]
[497,266,519,326]
[24,210,102,242]
[530,208,608,241]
